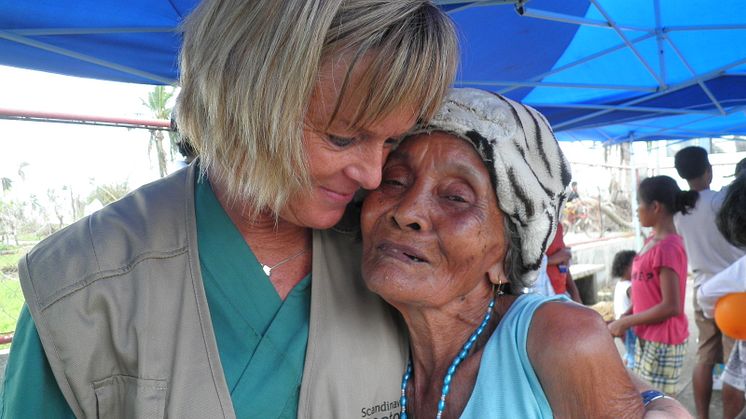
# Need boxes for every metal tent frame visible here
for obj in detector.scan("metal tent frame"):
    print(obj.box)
[2,0,745,142]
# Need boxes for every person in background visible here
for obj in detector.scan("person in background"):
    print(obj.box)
[608,175,697,395]
[613,249,638,369]
[724,158,746,181]
[529,255,556,297]
[545,223,582,303]
[567,180,580,202]
[674,146,746,419]
[697,169,746,419]
[0,1,458,417]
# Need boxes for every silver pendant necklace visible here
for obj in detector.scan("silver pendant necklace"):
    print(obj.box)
[260,248,308,277]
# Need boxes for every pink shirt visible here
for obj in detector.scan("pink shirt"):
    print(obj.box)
[631,234,689,345]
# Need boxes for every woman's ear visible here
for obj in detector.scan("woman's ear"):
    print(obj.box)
[651,201,663,214]
[487,261,508,285]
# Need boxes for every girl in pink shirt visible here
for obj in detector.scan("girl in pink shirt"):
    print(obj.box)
[609,175,698,394]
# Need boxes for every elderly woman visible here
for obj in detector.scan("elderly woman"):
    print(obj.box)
[361,88,688,418]
[1,1,457,418]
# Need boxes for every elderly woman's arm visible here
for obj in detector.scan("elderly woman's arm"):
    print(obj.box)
[529,301,644,417]
[529,301,692,418]
[628,372,693,418]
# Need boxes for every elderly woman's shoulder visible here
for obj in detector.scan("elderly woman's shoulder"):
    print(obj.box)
[528,300,613,356]
[525,301,644,417]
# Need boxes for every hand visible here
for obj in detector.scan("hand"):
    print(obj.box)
[549,247,572,265]
[643,396,693,418]
[608,319,628,338]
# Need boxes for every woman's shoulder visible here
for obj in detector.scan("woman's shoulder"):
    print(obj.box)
[654,234,687,259]
[663,233,685,246]
[527,301,645,417]
[528,300,610,355]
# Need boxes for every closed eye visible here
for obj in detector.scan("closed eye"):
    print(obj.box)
[382,179,404,187]
[328,135,357,148]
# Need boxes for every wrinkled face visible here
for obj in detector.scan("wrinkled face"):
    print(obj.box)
[281,54,418,229]
[361,132,507,308]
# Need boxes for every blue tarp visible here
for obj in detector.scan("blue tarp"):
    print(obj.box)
[1,0,745,142]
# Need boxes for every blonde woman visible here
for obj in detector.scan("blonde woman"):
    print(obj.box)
[1,1,457,418]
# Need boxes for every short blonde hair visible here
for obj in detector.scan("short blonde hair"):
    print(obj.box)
[176,0,458,214]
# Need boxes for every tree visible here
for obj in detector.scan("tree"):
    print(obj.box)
[0,178,10,194]
[142,86,175,178]
[1,162,28,194]
[87,181,130,207]
[0,201,22,245]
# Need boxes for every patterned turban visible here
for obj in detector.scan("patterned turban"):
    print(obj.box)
[410,88,572,285]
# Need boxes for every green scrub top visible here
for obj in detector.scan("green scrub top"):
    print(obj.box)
[0,176,311,419]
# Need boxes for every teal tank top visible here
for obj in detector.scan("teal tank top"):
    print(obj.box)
[461,293,568,418]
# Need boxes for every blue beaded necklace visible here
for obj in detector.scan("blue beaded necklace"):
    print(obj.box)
[400,297,496,419]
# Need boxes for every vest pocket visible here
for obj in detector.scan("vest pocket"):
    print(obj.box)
[93,375,167,419]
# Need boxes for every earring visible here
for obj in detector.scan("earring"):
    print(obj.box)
[496,281,506,296]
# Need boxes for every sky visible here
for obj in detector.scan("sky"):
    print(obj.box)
[0,65,170,207]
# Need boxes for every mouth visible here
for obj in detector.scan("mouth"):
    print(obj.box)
[376,240,429,264]
[319,186,355,203]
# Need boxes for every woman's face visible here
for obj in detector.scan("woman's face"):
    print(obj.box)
[281,54,418,230]
[361,132,507,308]
[636,198,656,228]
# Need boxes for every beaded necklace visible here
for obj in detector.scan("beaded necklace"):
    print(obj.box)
[400,297,495,419]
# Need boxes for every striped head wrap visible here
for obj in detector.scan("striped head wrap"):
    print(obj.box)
[411,88,572,285]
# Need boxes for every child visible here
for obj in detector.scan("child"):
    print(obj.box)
[545,223,582,303]
[612,250,637,368]
[608,175,698,394]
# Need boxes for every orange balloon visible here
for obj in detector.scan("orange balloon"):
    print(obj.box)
[714,293,746,340]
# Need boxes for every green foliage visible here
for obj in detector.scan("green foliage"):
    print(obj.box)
[1,177,11,193]
[0,246,30,349]
[0,246,25,273]
[142,85,176,178]
[0,280,23,333]
[87,181,130,206]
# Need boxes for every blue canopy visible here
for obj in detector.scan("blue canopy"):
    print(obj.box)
[2,0,745,142]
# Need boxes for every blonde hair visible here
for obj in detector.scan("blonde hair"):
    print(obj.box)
[176,0,458,215]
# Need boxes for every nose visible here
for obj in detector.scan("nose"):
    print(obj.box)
[391,186,431,232]
[344,142,386,190]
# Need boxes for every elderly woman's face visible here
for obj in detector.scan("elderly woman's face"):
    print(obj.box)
[281,54,418,230]
[361,133,507,307]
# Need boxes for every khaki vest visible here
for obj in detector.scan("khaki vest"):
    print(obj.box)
[19,164,407,419]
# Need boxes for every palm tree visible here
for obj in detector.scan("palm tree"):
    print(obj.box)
[1,162,28,194]
[1,178,11,194]
[142,86,175,178]
[87,181,130,206]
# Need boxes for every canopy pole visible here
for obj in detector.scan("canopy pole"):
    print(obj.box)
[497,33,655,95]
[0,30,175,85]
[629,137,642,251]
[462,80,656,91]
[518,7,649,32]
[654,0,667,82]
[528,103,717,116]
[553,57,746,129]
[0,108,170,131]
[589,0,666,88]
[664,35,726,115]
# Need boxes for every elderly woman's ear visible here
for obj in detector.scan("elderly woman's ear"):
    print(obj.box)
[487,262,509,285]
